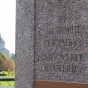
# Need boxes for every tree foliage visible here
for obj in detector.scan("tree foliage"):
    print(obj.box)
[0,52,7,71]
[0,52,7,60]
[2,58,15,71]
[11,54,15,60]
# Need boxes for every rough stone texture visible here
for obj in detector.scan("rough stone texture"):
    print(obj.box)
[35,0,88,83]
[16,0,88,88]
[16,0,34,88]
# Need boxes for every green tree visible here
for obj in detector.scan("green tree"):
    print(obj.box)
[0,52,7,71]
[2,58,15,71]
[11,54,15,60]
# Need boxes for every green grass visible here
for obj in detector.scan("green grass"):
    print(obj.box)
[0,71,15,76]
[0,81,14,86]
[0,71,15,86]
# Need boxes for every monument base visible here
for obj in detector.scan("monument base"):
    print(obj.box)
[35,80,88,88]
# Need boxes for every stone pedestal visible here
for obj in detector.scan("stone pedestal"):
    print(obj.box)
[16,0,88,88]
[16,0,34,88]
[34,0,88,82]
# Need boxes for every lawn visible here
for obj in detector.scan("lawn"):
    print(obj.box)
[0,71,15,76]
[0,81,14,86]
[0,71,15,86]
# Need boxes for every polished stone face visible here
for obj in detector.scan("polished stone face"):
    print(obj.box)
[35,0,88,82]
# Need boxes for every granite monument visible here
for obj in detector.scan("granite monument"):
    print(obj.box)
[16,0,88,88]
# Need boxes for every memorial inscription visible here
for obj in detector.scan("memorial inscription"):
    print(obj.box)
[35,54,84,62]
[35,0,88,82]
[44,64,85,73]
[16,0,88,88]
[35,24,87,74]
[38,25,87,35]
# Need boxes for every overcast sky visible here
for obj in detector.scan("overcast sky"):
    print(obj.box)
[0,0,16,54]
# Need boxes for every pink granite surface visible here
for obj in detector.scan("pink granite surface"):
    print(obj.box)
[35,0,88,83]
[16,0,88,88]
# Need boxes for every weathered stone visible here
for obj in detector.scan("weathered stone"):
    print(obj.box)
[16,0,34,88]
[35,0,88,82]
[16,0,88,88]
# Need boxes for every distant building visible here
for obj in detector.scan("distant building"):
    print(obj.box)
[0,33,10,57]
